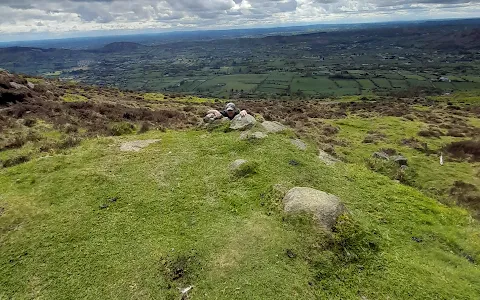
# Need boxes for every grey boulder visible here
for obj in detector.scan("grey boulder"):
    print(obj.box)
[230,159,247,170]
[261,121,287,133]
[372,152,390,160]
[9,82,28,90]
[283,187,345,230]
[230,114,256,131]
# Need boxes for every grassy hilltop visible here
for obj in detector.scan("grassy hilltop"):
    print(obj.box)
[1,72,480,299]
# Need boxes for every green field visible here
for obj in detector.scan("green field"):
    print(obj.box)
[371,78,391,89]
[291,77,337,94]
[195,74,268,95]
[407,79,433,87]
[357,79,376,90]
[389,79,409,89]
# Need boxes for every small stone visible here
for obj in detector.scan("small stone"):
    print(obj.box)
[286,249,296,258]
[372,152,390,160]
[291,139,307,150]
[27,82,35,89]
[318,150,340,165]
[412,236,423,243]
[289,160,299,166]
[250,132,267,139]
[240,131,267,140]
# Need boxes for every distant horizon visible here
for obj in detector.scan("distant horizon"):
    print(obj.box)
[1,16,479,45]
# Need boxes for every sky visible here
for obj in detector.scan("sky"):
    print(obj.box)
[1,0,480,41]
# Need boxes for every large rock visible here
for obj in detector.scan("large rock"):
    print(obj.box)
[261,121,287,133]
[230,159,247,170]
[230,114,256,131]
[283,187,345,230]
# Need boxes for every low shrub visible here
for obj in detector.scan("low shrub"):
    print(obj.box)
[418,128,444,138]
[2,135,27,151]
[108,122,135,136]
[367,158,417,186]
[138,122,151,134]
[314,214,382,281]
[57,136,82,150]
[1,155,30,168]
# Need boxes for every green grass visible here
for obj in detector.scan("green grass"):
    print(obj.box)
[402,73,426,81]
[453,82,480,91]
[371,78,391,89]
[24,77,45,84]
[43,71,62,77]
[1,127,480,299]
[331,115,480,203]
[357,79,376,90]
[429,90,480,104]
[61,93,88,103]
[389,79,409,89]
[407,79,433,88]
[433,81,456,90]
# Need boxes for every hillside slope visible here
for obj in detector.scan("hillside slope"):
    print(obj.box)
[1,129,480,299]
[1,72,480,299]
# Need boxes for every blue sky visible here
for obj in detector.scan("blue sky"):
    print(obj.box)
[1,0,479,42]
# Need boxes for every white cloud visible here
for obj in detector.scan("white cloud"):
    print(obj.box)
[0,0,479,40]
